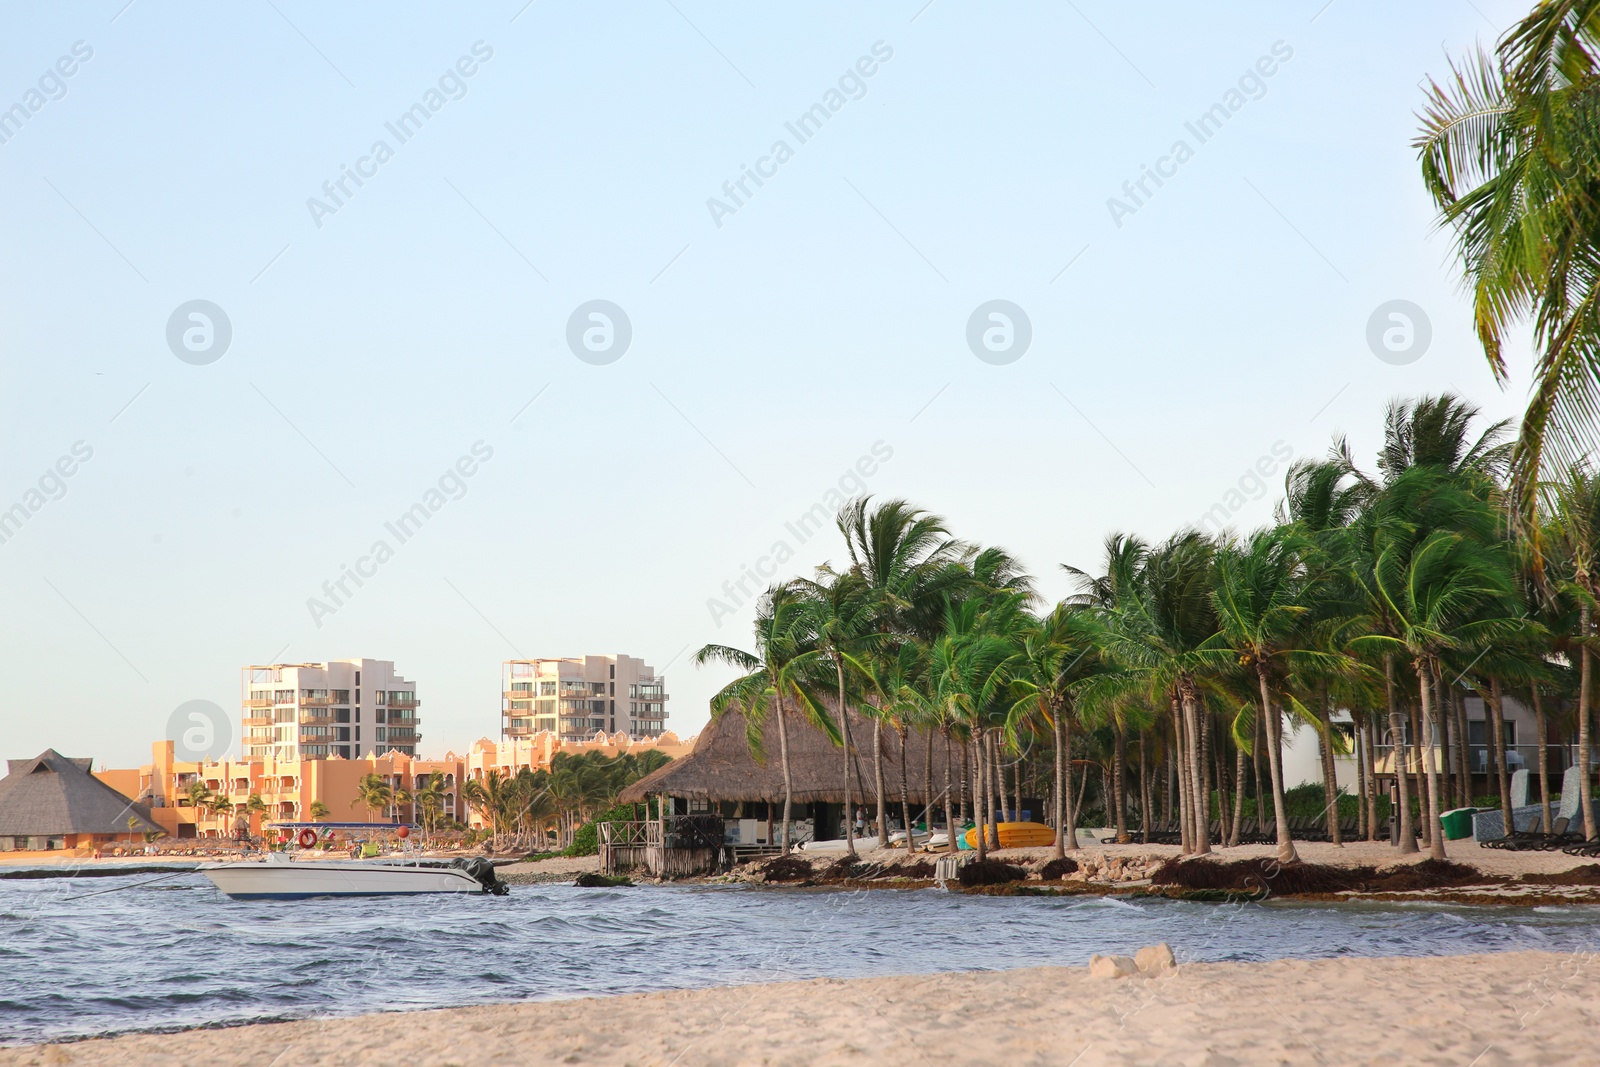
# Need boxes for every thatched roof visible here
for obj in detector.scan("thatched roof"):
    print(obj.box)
[0,750,161,836]
[619,703,955,805]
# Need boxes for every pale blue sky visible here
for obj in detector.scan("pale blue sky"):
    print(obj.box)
[0,1,1537,767]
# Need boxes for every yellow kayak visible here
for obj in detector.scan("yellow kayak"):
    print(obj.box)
[962,821,1057,850]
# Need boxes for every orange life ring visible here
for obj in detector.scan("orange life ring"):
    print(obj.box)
[297,829,317,849]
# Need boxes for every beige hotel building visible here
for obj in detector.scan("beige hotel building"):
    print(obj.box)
[242,659,420,761]
[502,655,668,742]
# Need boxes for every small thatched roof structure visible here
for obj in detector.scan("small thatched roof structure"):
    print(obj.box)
[620,703,955,805]
[0,749,161,837]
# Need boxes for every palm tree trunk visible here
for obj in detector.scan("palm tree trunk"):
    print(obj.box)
[1316,686,1341,846]
[942,729,957,854]
[1199,705,1214,845]
[1172,695,1193,853]
[1140,738,1153,844]
[1180,682,1211,855]
[958,736,970,828]
[921,729,934,841]
[1532,684,1553,834]
[1418,662,1447,860]
[1410,698,1431,848]
[833,656,856,859]
[1433,663,1453,809]
[1013,755,1023,827]
[1580,604,1596,842]
[1229,740,1247,847]
[973,727,989,861]
[987,732,1002,848]
[1256,670,1298,864]
[1387,654,1417,853]
[873,718,889,849]
[1452,683,1472,808]
[775,692,794,855]
[1051,709,1068,858]
[897,724,915,852]
[1489,676,1513,832]
[1112,718,1129,843]
[1355,717,1369,841]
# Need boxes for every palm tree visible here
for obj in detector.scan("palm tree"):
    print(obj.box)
[415,775,448,840]
[1209,527,1350,864]
[695,583,822,855]
[792,570,881,858]
[1416,9,1600,510]
[1545,462,1600,839]
[309,800,331,821]
[1073,531,1221,856]
[1360,473,1522,859]
[351,772,393,823]
[1007,604,1106,857]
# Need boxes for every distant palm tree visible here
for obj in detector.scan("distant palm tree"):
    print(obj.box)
[351,773,392,823]
[695,583,824,854]
[309,800,331,821]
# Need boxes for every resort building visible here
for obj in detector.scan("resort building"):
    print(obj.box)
[0,749,161,852]
[88,729,697,842]
[242,658,419,761]
[465,730,691,783]
[107,740,464,840]
[502,655,668,742]
[1333,690,1571,798]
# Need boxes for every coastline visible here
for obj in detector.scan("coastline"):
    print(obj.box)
[5,950,1596,1066]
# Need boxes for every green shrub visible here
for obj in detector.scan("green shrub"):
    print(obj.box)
[563,803,643,858]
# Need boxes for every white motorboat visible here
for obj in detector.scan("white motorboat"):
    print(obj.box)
[200,853,507,899]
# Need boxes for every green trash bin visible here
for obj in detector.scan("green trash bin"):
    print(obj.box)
[1441,807,1478,840]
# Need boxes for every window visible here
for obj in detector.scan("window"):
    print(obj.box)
[355,688,360,702]
[355,671,361,685]
[376,727,388,741]
[609,664,615,678]
[376,709,387,724]
[539,681,556,696]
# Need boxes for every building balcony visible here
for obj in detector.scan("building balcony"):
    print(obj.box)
[388,695,420,708]
[299,712,334,724]
[301,695,335,707]
[503,690,536,701]
[385,730,421,743]
[242,715,274,727]
[243,697,273,708]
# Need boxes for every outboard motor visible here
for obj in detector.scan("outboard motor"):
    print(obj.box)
[454,857,509,895]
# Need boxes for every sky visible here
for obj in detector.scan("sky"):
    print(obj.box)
[0,0,1544,770]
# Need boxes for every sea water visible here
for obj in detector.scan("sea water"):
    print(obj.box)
[1,870,1597,1044]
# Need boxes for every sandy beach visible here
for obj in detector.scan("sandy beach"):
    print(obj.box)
[3,949,1595,1066]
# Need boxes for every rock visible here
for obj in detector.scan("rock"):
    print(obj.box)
[1135,942,1177,976]
[1088,954,1141,979]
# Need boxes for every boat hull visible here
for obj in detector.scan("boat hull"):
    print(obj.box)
[202,860,487,899]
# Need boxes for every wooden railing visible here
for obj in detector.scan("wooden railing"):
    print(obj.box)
[600,815,725,877]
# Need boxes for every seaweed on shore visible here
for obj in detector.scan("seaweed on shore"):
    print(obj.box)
[1151,856,1494,897]
[956,860,1027,887]
[758,856,815,883]
[1151,858,1373,896]
[871,860,934,880]
[1039,858,1079,881]
[1364,859,1486,892]
[1519,864,1600,887]
[573,873,633,888]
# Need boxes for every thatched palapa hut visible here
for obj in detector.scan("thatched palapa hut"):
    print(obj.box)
[619,702,956,853]
[0,749,162,852]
